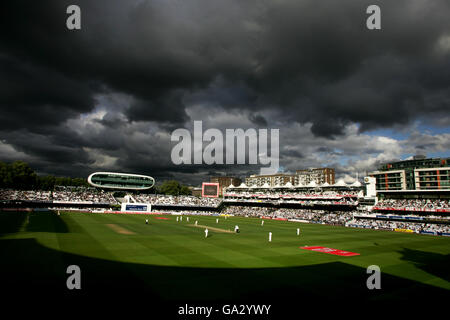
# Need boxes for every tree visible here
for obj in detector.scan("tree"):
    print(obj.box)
[159,180,192,196]
[179,185,191,195]
[0,160,89,190]
[10,161,37,189]
[159,180,182,195]
[36,175,56,190]
[0,161,12,188]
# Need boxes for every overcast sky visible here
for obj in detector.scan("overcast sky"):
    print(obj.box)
[0,0,449,186]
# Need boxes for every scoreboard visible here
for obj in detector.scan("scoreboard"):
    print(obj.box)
[202,182,219,198]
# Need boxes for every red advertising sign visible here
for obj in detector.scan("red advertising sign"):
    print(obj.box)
[300,246,360,257]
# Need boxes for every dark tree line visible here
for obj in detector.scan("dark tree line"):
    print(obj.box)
[0,161,89,190]
[0,161,193,195]
[158,180,192,196]
[126,180,192,196]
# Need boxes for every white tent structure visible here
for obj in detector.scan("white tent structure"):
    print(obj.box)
[307,181,317,188]
[261,182,271,189]
[273,183,283,188]
[295,182,305,188]
[284,182,294,188]
[333,179,348,187]
[222,184,234,194]
[351,180,362,187]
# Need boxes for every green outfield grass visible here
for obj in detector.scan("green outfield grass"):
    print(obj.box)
[1,210,449,308]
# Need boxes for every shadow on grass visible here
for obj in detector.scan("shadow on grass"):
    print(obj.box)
[0,211,28,235]
[399,247,450,282]
[0,211,70,234]
[1,237,449,318]
[25,211,70,233]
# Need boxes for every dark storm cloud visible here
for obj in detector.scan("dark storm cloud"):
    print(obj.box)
[248,114,268,127]
[2,0,449,131]
[1,130,91,167]
[247,0,450,136]
[0,0,449,180]
[0,54,96,131]
[126,92,189,124]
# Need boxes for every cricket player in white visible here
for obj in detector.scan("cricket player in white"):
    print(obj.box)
[205,228,209,238]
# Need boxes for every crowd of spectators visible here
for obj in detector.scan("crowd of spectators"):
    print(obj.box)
[150,209,216,215]
[375,199,450,211]
[279,198,357,205]
[52,189,116,203]
[224,189,359,199]
[0,188,117,204]
[223,206,354,225]
[347,218,450,234]
[222,206,275,217]
[272,208,354,225]
[224,190,359,207]
[365,212,450,221]
[48,207,107,212]
[135,194,222,207]
[0,190,52,201]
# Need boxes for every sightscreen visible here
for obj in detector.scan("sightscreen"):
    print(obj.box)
[125,204,148,211]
